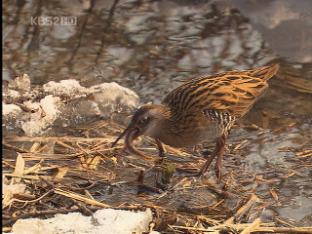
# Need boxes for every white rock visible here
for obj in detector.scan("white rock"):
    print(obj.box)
[65,100,102,117]
[90,82,139,110]
[40,95,61,121]
[8,74,31,92]
[3,77,140,135]
[5,89,21,100]
[58,82,139,123]
[11,208,158,234]
[22,101,40,112]
[21,96,61,136]
[2,103,22,116]
[43,79,89,98]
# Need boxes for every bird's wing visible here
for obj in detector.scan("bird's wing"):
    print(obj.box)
[162,64,279,118]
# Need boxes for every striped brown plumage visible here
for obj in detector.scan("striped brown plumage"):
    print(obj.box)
[112,64,279,181]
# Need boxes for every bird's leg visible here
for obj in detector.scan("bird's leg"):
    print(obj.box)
[198,152,217,177]
[198,134,227,178]
[214,134,227,181]
[135,139,165,188]
[155,138,166,157]
[154,139,166,184]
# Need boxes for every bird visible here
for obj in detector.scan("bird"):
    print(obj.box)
[112,64,279,180]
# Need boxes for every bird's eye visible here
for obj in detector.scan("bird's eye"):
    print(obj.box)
[138,117,149,124]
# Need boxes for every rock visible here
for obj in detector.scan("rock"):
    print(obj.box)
[11,208,158,234]
[8,74,31,93]
[2,104,22,116]
[43,79,89,99]
[4,89,21,102]
[40,95,61,121]
[89,82,139,115]
[3,74,140,136]
[21,96,62,136]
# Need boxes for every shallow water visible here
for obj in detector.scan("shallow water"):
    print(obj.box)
[3,0,312,226]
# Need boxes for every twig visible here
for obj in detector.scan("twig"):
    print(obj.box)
[225,194,259,224]
[4,136,114,142]
[2,142,29,153]
[3,190,53,209]
[155,177,189,199]
[54,188,110,208]
[240,218,261,234]
[254,227,312,233]
[170,224,312,234]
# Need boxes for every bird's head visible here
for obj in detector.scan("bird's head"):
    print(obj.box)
[111,104,170,155]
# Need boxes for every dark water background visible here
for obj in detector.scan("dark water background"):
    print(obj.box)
[3,0,312,226]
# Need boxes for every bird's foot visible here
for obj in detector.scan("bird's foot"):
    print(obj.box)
[183,162,222,183]
[158,151,166,158]
[194,156,215,178]
[177,167,206,179]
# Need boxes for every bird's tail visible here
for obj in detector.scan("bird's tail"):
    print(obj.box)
[249,63,280,81]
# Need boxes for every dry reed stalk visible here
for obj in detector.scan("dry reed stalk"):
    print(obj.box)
[54,188,110,208]
[225,194,259,224]
[170,223,312,234]
[240,218,261,234]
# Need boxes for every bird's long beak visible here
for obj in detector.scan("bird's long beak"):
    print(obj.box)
[111,125,133,147]
[111,125,151,159]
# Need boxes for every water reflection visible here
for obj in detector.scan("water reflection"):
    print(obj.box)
[228,0,312,63]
